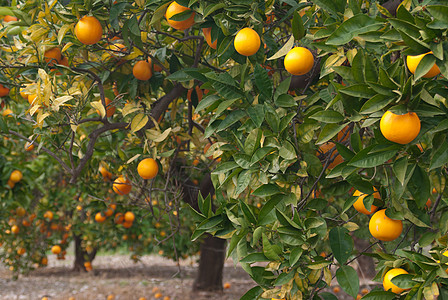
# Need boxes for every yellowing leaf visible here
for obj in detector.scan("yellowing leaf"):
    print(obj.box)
[52,95,73,111]
[58,24,72,45]
[70,125,78,132]
[37,111,50,124]
[38,68,48,82]
[268,35,294,60]
[126,154,141,164]
[130,113,148,133]
[261,289,281,299]
[122,102,140,117]
[146,128,172,143]
[91,101,105,118]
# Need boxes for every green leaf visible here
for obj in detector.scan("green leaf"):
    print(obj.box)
[309,110,344,123]
[252,184,280,198]
[274,270,295,285]
[212,162,239,174]
[247,104,265,127]
[254,64,273,99]
[150,2,170,25]
[216,110,246,132]
[244,128,262,156]
[317,123,348,144]
[195,94,220,111]
[336,265,359,298]
[240,199,257,224]
[397,29,430,54]
[348,145,400,168]
[275,94,297,108]
[426,6,448,23]
[197,215,223,230]
[339,84,376,98]
[240,252,270,263]
[0,116,9,133]
[360,291,396,299]
[393,156,408,186]
[258,196,282,225]
[235,170,252,197]
[262,233,281,261]
[360,94,394,114]
[390,274,415,290]
[275,209,301,229]
[414,54,436,81]
[292,10,305,41]
[327,14,384,45]
[289,248,303,267]
[279,141,296,160]
[430,140,448,170]
[408,165,431,209]
[250,147,275,165]
[233,153,251,169]
[311,0,346,16]
[240,286,263,300]
[329,227,354,264]
[203,3,226,18]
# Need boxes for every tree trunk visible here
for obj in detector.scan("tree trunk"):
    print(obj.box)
[73,234,97,272]
[179,171,227,292]
[193,235,226,291]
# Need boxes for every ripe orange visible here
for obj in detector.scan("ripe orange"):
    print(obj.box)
[28,94,37,106]
[17,247,25,255]
[3,15,17,22]
[97,97,116,118]
[16,207,26,217]
[369,209,403,241]
[44,47,62,65]
[154,293,163,299]
[104,209,114,217]
[187,86,203,103]
[108,43,126,58]
[11,225,19,234]
[223,282,231,289]
[317,142,343,169]
[59,56,69,67]
[165,1,195,30]
[0,84,10,97]
[44,211,54,221]
[41,257,48,265]
[51,245,61,254]
[123,221,133,228]
[95,212,106,223]
[137,158,159,180]
[284,47,314,75]
[332,286,340,293]
[115,213,124,224]
[380,111,420,144]
[124,211,135,222]
[113,175,132,195]
[74,16,103,45]
[353,188,380,215]
[383,268,409,294]
[202,28,217,49]
[133,60,153,80]
[234,28,260,56]
[99,165,113,181]
[2,108,13,117]
[25,141,35,151]
[9,170,23,183]
[406,52,440,78]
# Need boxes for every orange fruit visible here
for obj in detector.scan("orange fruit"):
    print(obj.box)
[165,1,195,30]
[44,211,54,220]
[406,52,440,78]
[0,84,10,97]
[99,165,113,181]
[284,47,314,75]
[369,209,403,241]
[123,221,133,228]
[124,211,135,222]
[223,282,231,289]
[104,208,114,217]
[9,170,23,183]
[353,188,380,215]
[74,16,103,45]
[332,286,340,293]
[154,293,163,299]
[187,86,203,103]
[317,142,343,169]
[41,257,48,265]
[137,158,159,180]
[204,142,214,159]
[163,297,170,300]
[380,111,420,144]
[115,213,124,224]
[28,94,37,106]
[44,47,62,65]
[202,27,217,49]
[266,13,275,24]
[106,295,114,300]
[361,288,369,295]
[383,268,409,294]
[59,56,69,67]
[108,43,126,58]
[11,225,19,234]
[234,28,260,56]
[51,245,61,254]
[24,141,35,151]
[3,15,17,22]
[16,207,26,217]
[2,108,13,117]
[133,60,153,80]
[17,247,26,255]
[113,175,132,195]
[95,212,106,223]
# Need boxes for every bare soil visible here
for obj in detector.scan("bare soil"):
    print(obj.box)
[0,254,254,300]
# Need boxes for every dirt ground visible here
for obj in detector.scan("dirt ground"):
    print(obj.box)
[0,254,256,300]
[0,254,377,300]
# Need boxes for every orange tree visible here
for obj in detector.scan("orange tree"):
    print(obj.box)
[0,0,448,298]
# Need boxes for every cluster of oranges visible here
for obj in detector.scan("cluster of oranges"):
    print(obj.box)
[7,170,23,189]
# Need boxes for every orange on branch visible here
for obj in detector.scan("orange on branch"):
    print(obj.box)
[124,211,135,223]
[202,28,217,49]
[352,188,380,215]
[9,170,23,183]
[369,209,403,241]
[95,212,106,223]
[74,16,103,45]
[383,268,410,294]
[317,142,343,169]
[137,158,159,180]
[380,111,420,144]
[133,60,153,81]
[234,28,260,56]
[0,84,10,97]
[187,86,203,103]
[406,52,440,78]
[44,47,62,65]
[113,175,132,195]
[284,47,314,75]
[165,1,195,30]
[51,245,61,254]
